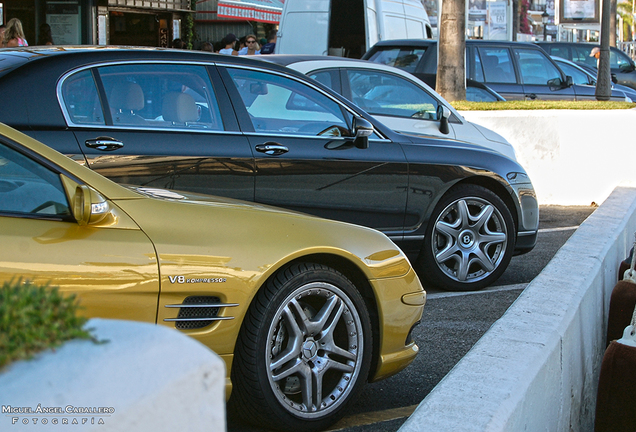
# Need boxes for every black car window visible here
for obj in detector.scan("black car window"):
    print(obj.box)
[473,48,485,82]
[0,143,70,217]
[226,67,351,136]
[610,48,633,70]
[60,69,105,126]
[514,48,561,85]
[466,86,499,102]
[572,45,598,68]
[556,61,592,85]
[477,47,516,84]
[344,69,439,120]
[366,48,428,73]
[95,63,223,131]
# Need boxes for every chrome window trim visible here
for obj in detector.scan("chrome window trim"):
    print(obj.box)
[55,58,389,140]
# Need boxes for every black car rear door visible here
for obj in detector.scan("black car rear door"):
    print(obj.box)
[62,62,255,201]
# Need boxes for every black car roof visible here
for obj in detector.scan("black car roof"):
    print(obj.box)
[0,45,306,80]
[369,39,542,49]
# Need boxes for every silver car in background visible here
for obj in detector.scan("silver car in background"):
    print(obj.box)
[258,55,518,160]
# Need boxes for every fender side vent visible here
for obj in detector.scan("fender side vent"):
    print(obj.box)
[164,296,237,330]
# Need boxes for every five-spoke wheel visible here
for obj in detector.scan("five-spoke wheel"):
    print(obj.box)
[229,263,371,432]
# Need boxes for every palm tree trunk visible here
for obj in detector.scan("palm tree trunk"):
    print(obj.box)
[436,0,466,101]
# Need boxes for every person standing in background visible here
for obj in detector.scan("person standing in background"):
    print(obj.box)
[0,25,6,46]
[259,29,277,54]
[219,33,238,55]
[238,34,260,55]
[37,23,54,45]
[2,18,28,47]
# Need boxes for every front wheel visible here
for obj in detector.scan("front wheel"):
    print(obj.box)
[229,263,372,432]
[418,184,515,291]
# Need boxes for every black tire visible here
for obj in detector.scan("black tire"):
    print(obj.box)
[418,184,515,291]
[228,262,372,432]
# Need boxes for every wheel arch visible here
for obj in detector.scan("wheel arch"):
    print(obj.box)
[449,176,520,234]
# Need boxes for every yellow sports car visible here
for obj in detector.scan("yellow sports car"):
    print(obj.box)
[0,123,425,432]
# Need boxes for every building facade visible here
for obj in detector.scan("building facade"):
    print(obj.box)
[1,0,193,47]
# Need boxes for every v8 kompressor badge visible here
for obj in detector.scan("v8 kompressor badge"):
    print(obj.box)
[168,276,227,284]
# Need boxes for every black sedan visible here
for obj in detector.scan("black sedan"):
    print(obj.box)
[0,46,538,295]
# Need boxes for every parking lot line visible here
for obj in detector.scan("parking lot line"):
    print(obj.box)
[325,404,419,431]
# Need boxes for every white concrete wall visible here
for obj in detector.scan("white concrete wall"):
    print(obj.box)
[460,109,636,205]
[399,186,636,432]
[0,318,226,431]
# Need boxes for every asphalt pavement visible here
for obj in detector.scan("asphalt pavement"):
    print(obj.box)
[228,205,598,432]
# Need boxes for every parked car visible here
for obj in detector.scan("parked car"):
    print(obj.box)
[0,46,539,293]
[551,56,636,102]
[0,122,426,432]
[257,54,516,159]
[537,41,636,90]
[362,39,629,101]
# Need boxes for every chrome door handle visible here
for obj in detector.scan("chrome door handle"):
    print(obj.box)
[85,137,124,151]
[255,143,289,156]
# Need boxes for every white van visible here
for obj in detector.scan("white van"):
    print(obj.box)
[275,0,432,58]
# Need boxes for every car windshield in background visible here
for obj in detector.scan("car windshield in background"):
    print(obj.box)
[366,47,430,73]
[343,69,437,119]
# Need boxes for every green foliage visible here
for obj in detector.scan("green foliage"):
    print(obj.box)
[184,0,197,49]
[0,279,92,370]
[451,100,636,111]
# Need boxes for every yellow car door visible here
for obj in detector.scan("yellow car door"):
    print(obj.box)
[0,141,160,323]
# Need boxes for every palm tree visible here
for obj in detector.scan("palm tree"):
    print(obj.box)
[436,0,466,101]
[617,1,634,42]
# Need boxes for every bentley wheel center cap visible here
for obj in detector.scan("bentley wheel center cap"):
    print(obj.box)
[460,230,475,248]
[302,339,318,361]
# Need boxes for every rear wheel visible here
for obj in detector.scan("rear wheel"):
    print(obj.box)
[418,184,515,291]
[229,262,372,432]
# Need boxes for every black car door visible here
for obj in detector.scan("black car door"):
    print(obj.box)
[512,47,576,100]
[219,66,409,233]
[60,62,255,201]
[471,46,525,100]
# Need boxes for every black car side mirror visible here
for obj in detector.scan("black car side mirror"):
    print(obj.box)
[353,117,373,149]
[547,76,571,90]
[437,105,450,135]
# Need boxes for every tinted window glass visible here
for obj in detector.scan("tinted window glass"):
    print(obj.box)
[556,61,592,85]
[466,86,499,102]
[610,48,632,70]
[473,48,485,82]
[61,69,105,126]
[478,48,517,83]
[345,69,439,120]
[0,143,70,217]
[367,48,428,73]
[227,68,351,136]
[514,49,561,85]
[96,63,223,130]
[571,45,594,65]
[308,70,335,89]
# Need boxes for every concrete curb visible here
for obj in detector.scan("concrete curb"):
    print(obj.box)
[460,109,636,206]
[0,318,226,431]
[399,186,636,432]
